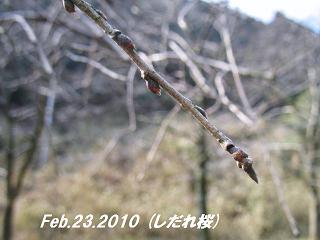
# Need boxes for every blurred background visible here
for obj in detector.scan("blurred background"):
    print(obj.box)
[0,0,319,239]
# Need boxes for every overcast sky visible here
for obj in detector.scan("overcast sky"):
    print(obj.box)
[210,0,320,32]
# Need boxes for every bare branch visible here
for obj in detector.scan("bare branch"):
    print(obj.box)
[67,0,259,183]
[137,104,180,181]
[0,13,37,43]
[195,55,274,80]
[306,69,320,139]
[15,100,46,194]
[217,19,255,117]
[147,50,274,80]
[177,0,199,30]
[126,64,137,131]
[93,64,137,167]
[215,72,253,126]
[264,152,300,237]
[169,41,217,98]
[66,51,127,81]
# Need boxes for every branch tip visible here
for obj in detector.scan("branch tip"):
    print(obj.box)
[244,165,259,184]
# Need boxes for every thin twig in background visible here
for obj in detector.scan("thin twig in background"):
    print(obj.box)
[0,12,58,167]
[145,50,273,80]
[137,104,181,181]
[36,41,57,167]
[66,51,127,81]
[81,42,97,89]
[177,0,199,30]
[305,68,320,240]
[217,17,255,118]
[92,64,137,170]
[214,72,253,126]
[126,64,137,131]
[306,69,319,140]
[66,0,258,183]
[264,151,300,237]
[169,41,217,98]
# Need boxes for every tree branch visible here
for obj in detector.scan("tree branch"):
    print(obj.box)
[217,19,255,118]
[66,51,127,81]
[214,72,253,126]
[15,99,46,195]
[67,0,258,183]
[264,151,300,237]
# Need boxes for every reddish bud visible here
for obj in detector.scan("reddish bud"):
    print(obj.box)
[112,30,135,51]
[63,0,75,13]
[145,79,161,96]
[232,149,249,163]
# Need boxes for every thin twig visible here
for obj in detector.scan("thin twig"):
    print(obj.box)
[217,19,255,118]
[169,41,217,98]
[126,64,137,131]
[177,0,199,30]
[137,104,181,181]
[215,72,253,126]
[93,64,137,168]
[264,152,300,237]
[66,51,127,81]
[67,0,258,183]
[1,12,57,167]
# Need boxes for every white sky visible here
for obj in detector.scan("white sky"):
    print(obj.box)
[210,0,320,31]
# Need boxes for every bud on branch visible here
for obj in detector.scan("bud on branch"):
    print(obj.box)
[62,0,75,13]
[141,70,161,96]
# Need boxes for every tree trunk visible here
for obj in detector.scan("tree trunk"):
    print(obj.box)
[306,69,320,240]
[3,113,16,240]
[309,174,320,240]
[3,198,16,240]
[198,128,210,240]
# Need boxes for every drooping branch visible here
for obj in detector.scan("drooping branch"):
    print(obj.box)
[67,0,258,183]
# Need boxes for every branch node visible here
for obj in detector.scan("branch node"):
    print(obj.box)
[195,105,207,119]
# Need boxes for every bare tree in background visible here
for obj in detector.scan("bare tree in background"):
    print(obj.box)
[197,123,211,240]
[0,96,45,240]
[306,69,320,240]
[0,10,56,240]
